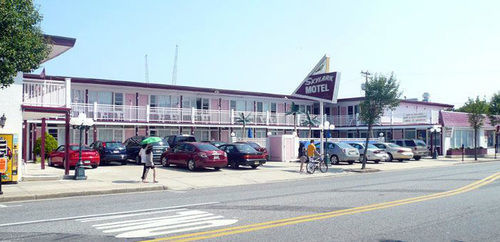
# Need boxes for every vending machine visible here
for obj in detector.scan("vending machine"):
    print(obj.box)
[0,134,18,183]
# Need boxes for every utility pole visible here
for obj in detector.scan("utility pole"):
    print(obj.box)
[360,70,371,83]
[172,45,178,85]
[145,54,149,83]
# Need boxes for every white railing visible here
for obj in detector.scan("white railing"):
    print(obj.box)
[23,79,67,107]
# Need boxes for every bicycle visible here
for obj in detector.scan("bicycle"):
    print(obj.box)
[306,155,328,174]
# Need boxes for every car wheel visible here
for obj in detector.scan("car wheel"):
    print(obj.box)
[414,156,421,161]
[374,160,380,164]
[161,157,170,167]
[387,153,393,162]
[121,161,127,165]
[330,155,339,165]
[232,162,239,169]
[214,167,221,171]
[187,160,196,171]
[135,156,141,165]
[91,164,98,169]
[348,160,354,165]
[398,159,403,162]
[251,165,258,169]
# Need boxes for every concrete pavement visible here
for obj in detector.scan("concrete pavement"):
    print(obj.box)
[0,157,498,202]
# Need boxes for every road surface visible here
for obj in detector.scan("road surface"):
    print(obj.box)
[0,161,499,241]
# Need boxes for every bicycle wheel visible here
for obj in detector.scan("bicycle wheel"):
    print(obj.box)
[306,162,316,174]
[319,161,328,173]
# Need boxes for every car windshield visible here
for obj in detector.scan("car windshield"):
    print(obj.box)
[150,139,168,146]
[415,140,426,146]
[104,142,124,149]
[388,143,400,148]
[69,145,93,151]
[177,136,196,142]
[247,142,261,149]
[196,143,219,151]
[336,142,353,149]
[235,144,258,153]
[367,144,378,149]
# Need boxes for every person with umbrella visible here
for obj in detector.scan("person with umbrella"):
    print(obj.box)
[140,137,161,183]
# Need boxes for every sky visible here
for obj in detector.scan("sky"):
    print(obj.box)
[34,0,499,107]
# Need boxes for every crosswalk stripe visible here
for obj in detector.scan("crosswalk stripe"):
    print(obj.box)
[77,208,188,223]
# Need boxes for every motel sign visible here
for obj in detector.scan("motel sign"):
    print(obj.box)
[293,72,340,103]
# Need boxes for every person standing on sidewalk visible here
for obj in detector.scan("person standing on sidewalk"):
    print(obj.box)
[142,144,158,183]
[300,140,318,173]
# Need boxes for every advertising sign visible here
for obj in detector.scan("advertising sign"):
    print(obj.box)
[402,113,428,124]
[0,158,6,173]
[292,55,340,103]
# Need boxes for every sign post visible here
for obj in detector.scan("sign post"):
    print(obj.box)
[0,157,6,194]
[292,55,340,161]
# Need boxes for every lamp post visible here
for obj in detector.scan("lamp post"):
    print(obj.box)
[0,113,6,128]
[430,126,441,159]
[70,113,94,180]
[379,132,384,142]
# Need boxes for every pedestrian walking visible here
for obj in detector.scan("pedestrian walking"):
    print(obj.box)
[140,144,158,183]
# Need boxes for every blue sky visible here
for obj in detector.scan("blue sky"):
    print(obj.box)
[34,0,499,107]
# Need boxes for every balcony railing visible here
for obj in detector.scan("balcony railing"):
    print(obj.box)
[23,79,68,107]
[70,103,439,127]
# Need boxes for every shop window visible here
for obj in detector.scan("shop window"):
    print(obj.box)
[486,130,495,148]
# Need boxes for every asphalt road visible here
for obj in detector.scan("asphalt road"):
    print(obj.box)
[0,161,499,242]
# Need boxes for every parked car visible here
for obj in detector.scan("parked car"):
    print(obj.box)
[347,142,388,163]
[235,141,268,160]
[165,135,196,148]
[160,142,227,171]
[90,141,128,165]
[373,142,413,162]
[219,143,266,169]
[318,141,359,165]
[392,139,429,160]
[48,144,100,168]
[201,141,226,148]
[124,136,169,164]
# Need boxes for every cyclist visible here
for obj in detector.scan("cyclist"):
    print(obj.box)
[300,139,319,173]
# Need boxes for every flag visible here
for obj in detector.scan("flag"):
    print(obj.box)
[40,68,46,79]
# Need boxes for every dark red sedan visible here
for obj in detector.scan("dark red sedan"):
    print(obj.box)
[160,142,227,171]
[48,144,100,168]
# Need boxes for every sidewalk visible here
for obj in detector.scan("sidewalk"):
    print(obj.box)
[1,157,498,202]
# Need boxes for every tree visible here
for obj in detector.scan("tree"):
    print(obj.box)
[300,111,320,138]
[235,112,252,138]
[285,102,303,136]
[460,96,489,161]
[34,132,58,159]
[0,0,49,88]
[359,73,401,169]
[488,92,500,158]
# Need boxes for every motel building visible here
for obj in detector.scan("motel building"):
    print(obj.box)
[1,34,498,181]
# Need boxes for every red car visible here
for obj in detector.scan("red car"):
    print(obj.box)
[236,142,268,160]
[48,144,100,168]
[160,142,227,171]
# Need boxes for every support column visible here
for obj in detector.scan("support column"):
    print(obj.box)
[320,101,324,158]
[31,123,37,162]
[22,120,27,162]
[41,118,46,170]
[64,112,70,176]
[93,125,97,143]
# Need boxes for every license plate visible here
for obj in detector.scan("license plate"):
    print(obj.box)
[84,160,90,164]
[113,150,119,153]
[214,155,219,160]
[254,161,259,165]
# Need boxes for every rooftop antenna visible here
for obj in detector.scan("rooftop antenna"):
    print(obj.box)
[172,45,178,85]
[144,54,149,83]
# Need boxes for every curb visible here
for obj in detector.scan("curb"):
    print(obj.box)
[0,185,168,203]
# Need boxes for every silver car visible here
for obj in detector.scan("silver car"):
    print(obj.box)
[319,142,359,165]
[373,142,413,162]
[347,142,389,163]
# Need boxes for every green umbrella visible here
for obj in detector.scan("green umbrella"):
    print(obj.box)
[140,137,162,145]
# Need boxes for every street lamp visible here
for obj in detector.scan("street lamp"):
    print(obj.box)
[430,126,441,159]
[70,113,94,180]
[379,132,384,142]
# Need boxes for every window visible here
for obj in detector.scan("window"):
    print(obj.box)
[71,89,85,103]
[271,103,277,113]
[114,93,123,106]
[299,105,305,113]
[486,130,495,148]
[230,100,236,110]
[88,91,112,104]
[151,95,171,107]
[348,106,353,115]
[196,98,209,110]
[354,105,359,114]
[256,102,263,112]
[236,100,245,111]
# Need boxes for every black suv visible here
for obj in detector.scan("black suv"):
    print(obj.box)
[165,135,196,148]
[124,136,169,164]
[90,141,127,165]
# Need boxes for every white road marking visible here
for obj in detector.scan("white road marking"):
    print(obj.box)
[81,208,238,238]
[0,202,218,227]
[77,208,187,222]
[0,204,22,208]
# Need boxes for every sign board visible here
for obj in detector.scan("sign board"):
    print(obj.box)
[444,127,453,138]
[0,158,6,173]
[402,113,428,124]
[292,58,340,103]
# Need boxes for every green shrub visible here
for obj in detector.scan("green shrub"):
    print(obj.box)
[34,132,58,158]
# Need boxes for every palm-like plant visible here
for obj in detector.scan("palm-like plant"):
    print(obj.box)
[300,111,320,138]
[235,112,252,138]
[285,102,303,135]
